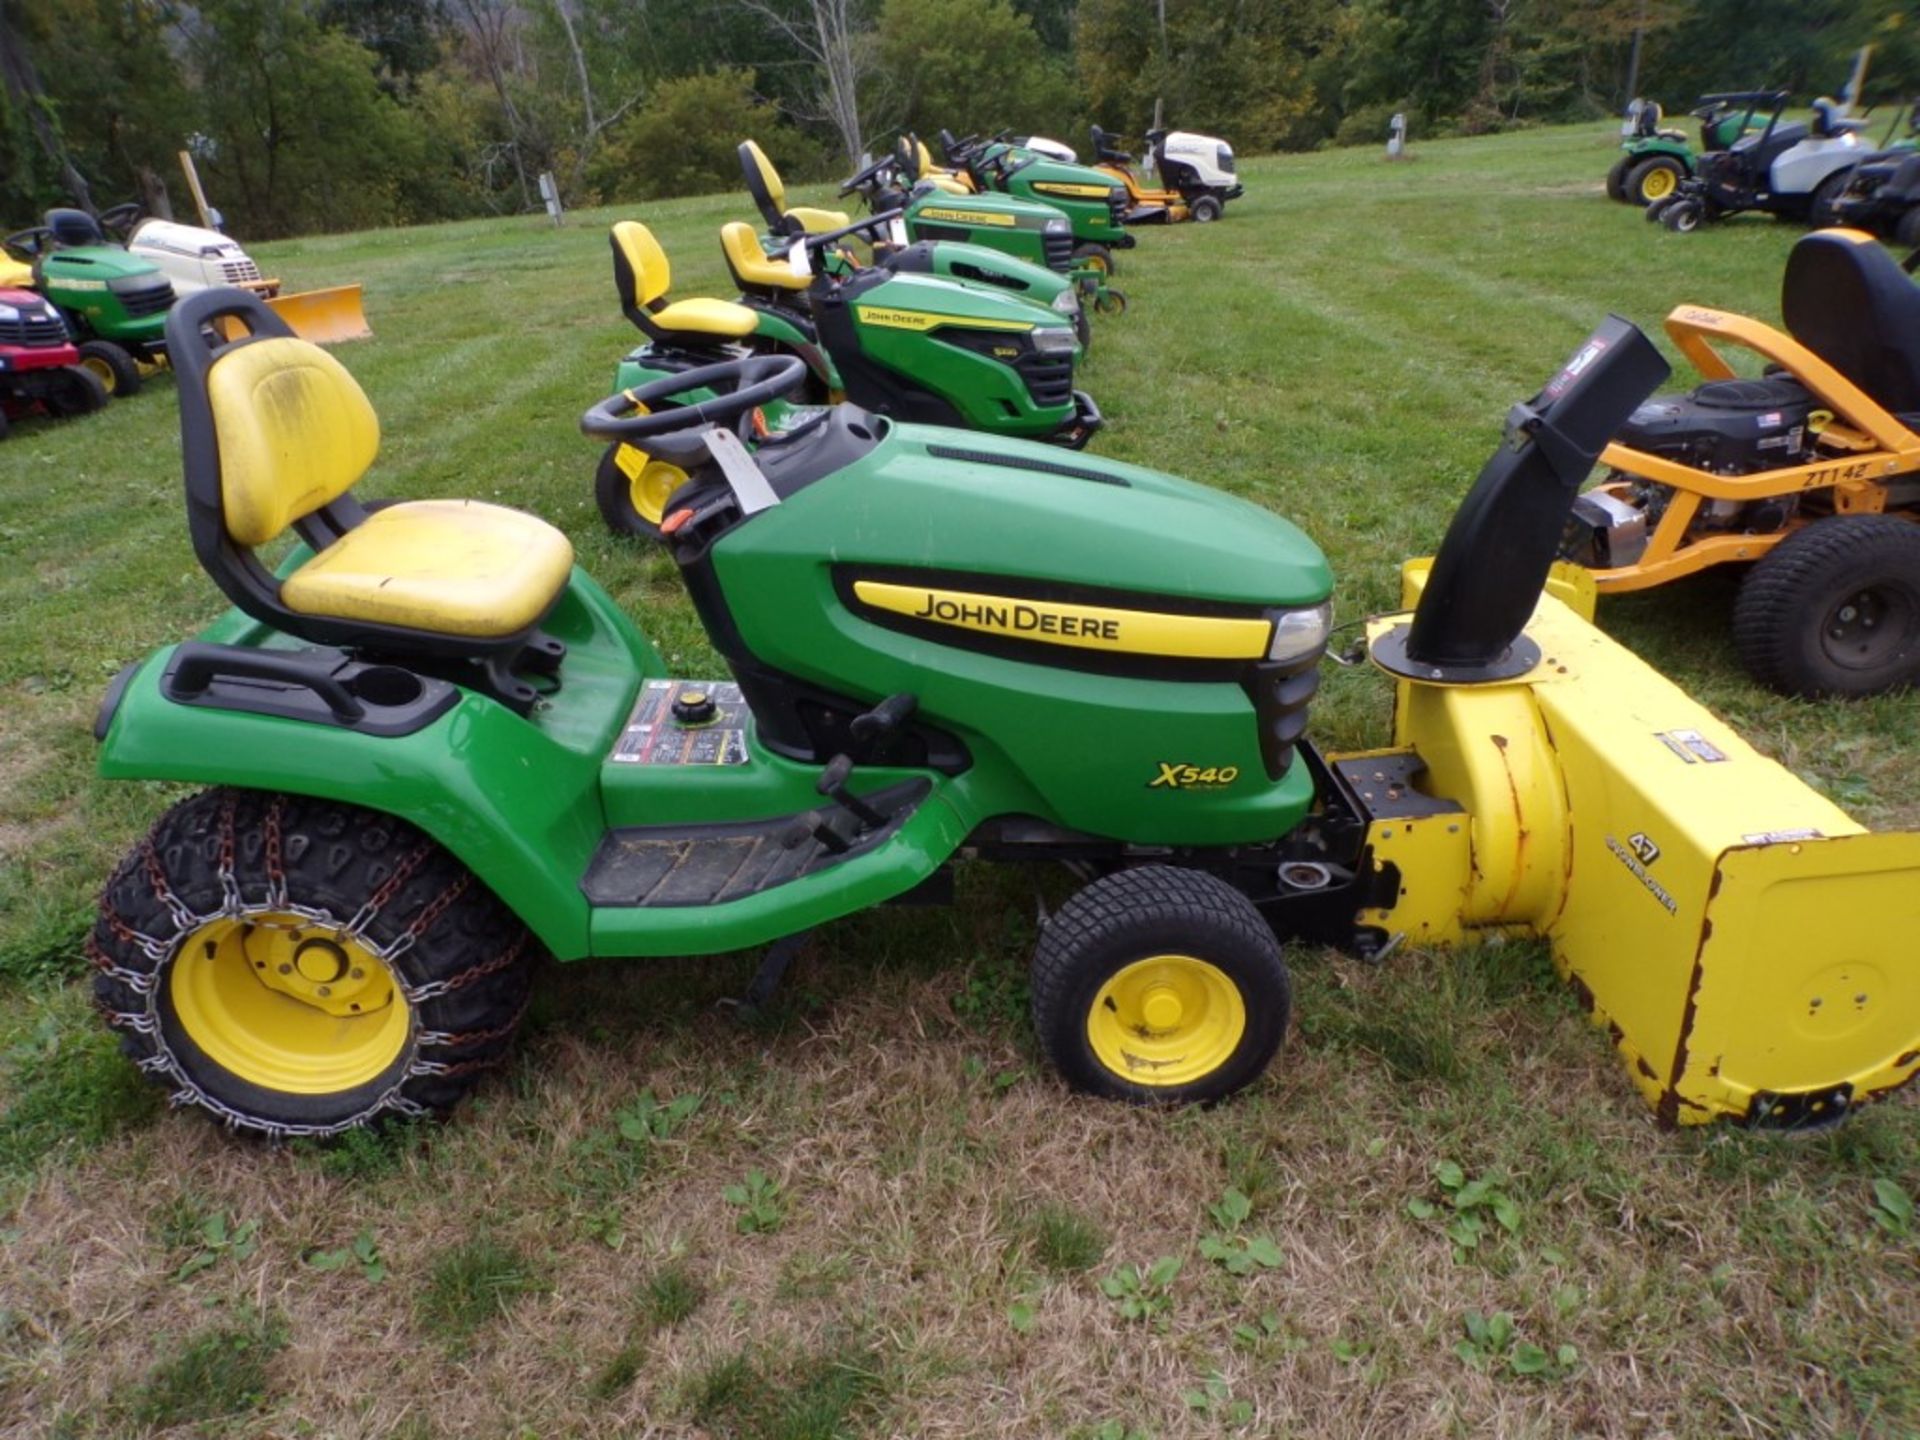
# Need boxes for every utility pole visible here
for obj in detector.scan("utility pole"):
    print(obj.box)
[1623,0,1646,105]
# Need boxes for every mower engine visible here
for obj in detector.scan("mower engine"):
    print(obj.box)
[1563,376,1816,567]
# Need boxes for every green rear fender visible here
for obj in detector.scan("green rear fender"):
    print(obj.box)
[1621,137,1694,170]
[97,570,657,960]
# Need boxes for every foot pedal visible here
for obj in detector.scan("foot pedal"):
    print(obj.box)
[817,754,887,826]
[780,808,855,854]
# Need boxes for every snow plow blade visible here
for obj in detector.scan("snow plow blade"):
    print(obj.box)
[264,284,369,344]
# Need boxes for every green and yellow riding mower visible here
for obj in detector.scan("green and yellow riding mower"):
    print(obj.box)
[1607,94,1758,206]
[88,287,1920,1140]
[594,215,1097,535]
[3,207,176,396]
[936,129,1141,279]
[739,139,1115,323]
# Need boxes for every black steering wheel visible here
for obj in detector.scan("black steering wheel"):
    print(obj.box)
[2,226,50,260]
[580,354,807,444]
[838,153,896,197]
[97,202,144,236]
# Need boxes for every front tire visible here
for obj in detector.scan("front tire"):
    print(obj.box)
[1733,518,1920,698]
[1896,205,1920,249]
[38,365,109,419]
[91,790,536,1137]
[595,442,687,540]
[76,339,142,397]
[1189,194,1223,223]
[1808,169,1852,228]
[1031,865,1290,1105]
[1661,199,1704,232]
[1626,155,1685,206]
[1072,243,1115,277]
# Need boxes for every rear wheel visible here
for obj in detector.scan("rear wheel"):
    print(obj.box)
[1627,155,1685,206]
[37,365,108,419]
[76,339,142,397]
[595,442,687,540]
[1733,517,1920,698]
[1189,194,1223,223]
[1808,169,1853,228]
[1605,155,1633,202]
[92,789,536,1137]
[0,405,9,441]
[1031,865,1290,1104]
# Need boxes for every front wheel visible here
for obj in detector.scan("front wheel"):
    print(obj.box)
[1896,205,1920,250]
[1031,865,1290,1104]
[1188,194,1223,223]
[1661,199,1704,232]
[38,365,109,419]
[595,442,687,539]
[91,790,536,1137]
[1093,286,1128,316]
[1733,518,1920,698]
[1072,243,1115,277]
[1808,169,1853,228]
[76,339,143,397]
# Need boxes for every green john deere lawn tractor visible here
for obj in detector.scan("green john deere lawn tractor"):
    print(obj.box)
[936,130,1139,277]
[3,207,175,395]
[1607,95,1757,206]
[593,214,1097,535]
[87,287,1920,1141]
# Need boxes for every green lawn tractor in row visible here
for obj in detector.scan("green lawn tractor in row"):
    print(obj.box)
[594,214,1096,536]
[935,129,1142,275]
[1606,94,1758,206]
[3,208,174,396]
[87,287,1920,1143]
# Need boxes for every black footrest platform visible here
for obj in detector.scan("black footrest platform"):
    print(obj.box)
[582,779,931,908]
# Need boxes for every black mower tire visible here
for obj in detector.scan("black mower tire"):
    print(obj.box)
[0,406,9,442]
[92,788,537,1138]
[1661,200,1704,232]
[76,340,142,398]
[1894,205,1920,250]
[1626,155,1686,207]
[1605,155,1633,202]
[1094,286,1128,317]
[1072,243,1115,277]
[595,442,667,540]
[1031,864,1290,1105]
[1189,194,1224,223]
[1807,169,1852,229]
[38,365,109,419]
[1732,517,1920,698]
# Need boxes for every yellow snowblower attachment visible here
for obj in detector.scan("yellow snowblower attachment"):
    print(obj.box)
[264,284,370,344]
[1344,316,1920,1127]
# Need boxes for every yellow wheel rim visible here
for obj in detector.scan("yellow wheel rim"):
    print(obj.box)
[79,355,117,393]
[1086,953,1246,1087]
[169,914,410,1094]
[1083,252,1112,274]
[617,447,687,526]
[1641,166,1676,200]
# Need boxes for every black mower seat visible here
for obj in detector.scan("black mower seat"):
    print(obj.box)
[611,221,758,344]
[1781,228,1920,416]
[45,207,106,247]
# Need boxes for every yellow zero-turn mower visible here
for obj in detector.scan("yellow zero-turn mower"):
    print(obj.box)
[1562,229,1920,696]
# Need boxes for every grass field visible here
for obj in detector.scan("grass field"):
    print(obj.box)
[3,121,1918,1439]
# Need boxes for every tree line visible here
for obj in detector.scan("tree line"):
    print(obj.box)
[3,0,1915,241]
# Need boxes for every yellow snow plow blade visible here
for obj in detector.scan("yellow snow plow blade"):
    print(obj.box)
[1353,562,1920,1127]
[264,284,370,344]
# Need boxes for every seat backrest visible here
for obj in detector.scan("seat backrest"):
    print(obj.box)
[738,141,789,230]
[610,220,670,323]
[720,221,807,293]
[1781,228,1920,415]
[46,207,105,247]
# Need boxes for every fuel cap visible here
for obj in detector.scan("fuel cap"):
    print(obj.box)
[672,687,717,725]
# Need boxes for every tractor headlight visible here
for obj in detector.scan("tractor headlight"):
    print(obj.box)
[1266,600,1333,663]
[1043,217,1071,235]
[1051,288,1080,315]
[1031,325,1078,354]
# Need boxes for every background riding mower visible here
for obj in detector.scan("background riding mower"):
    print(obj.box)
[1561,228,1920,697]
[89,287,1920,1141]
[96,202,371,344]
[1090,125,1242,223]
[937,129,1147,275]
[1648,93,1868,232]
[594,214,1096,535]
[3,207,175,396]
[0,282,109,437]
[1607,95,1755,207]
[1832,101,1920,246]
[742,139,1109,328]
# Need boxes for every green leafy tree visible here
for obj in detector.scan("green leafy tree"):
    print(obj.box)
[875,0,1075,144]
[589,68,828,202]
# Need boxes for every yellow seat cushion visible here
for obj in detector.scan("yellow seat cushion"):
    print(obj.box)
[0,257,34,289]
[786,206,851,235]
[281,500,573,638]
[649,297,760,339]
[923,174,972,196]
[720,222,808,292]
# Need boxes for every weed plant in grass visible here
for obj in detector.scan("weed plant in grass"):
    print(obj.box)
[0,123,1916,1438]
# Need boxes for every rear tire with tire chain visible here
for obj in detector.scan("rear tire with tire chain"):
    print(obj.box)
[1732,517,1920,698]
[91,789,536,1137]
[1030,864,1290,1105]
[1605,155,1633,202]
[76,339,142,397]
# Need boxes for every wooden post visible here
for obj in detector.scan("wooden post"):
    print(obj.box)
[178,150,216,229]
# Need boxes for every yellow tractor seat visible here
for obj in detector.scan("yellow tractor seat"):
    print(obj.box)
[786,206,851,234]
[170,289,573,714]
[281,499,575,638]
[610,219,760,345]
[922,174,971,196]
[719,222,808,294]
[0,256,33,289]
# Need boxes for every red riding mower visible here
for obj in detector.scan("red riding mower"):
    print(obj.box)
[0,278,108,437]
